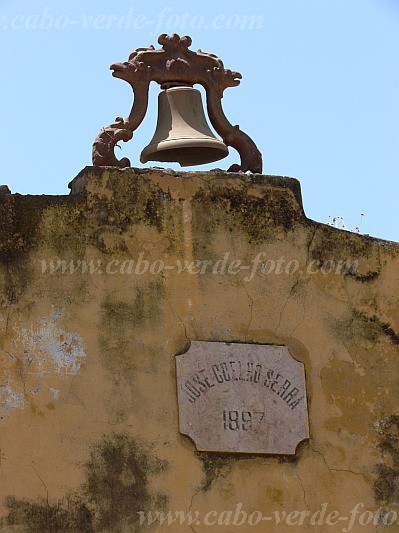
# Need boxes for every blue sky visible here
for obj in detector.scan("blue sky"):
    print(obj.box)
[1,0,398,241]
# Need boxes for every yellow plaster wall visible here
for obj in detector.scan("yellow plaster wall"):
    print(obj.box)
[0,167,398,532]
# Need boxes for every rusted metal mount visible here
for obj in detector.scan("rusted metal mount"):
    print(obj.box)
[92,34,262,173]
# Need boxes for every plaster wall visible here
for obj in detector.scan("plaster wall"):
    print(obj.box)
[0,167,398,532]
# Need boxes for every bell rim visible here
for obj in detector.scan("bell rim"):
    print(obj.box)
[140,137,229,165]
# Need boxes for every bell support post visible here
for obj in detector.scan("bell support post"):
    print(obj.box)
[92,33,263,173]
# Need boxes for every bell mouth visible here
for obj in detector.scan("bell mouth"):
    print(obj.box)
[140,137,229,167]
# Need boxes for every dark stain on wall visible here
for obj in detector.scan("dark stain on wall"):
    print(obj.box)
[101,282,165,329]
[2,433,168,532]
[0,195,83,302]
[196,446,305,495]
[193,183,303,244]
[87,171,171,234]
[374,415,399,506]
[99,282,165,382]
[345,268,381,283]
[197,452,234,492]
[353,311,399,346]
[143,189,166,232]
[309,227,373,265]
[84,433,168,531]
[4,494,93,532]
[330,309,399,348]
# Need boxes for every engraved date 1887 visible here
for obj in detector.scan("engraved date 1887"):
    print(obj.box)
[223,410,265,431]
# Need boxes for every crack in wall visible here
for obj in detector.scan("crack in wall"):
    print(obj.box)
[188,484,204,533]
[17,365,32,408]
[165,293,190,343]
[306,227,319,264]
[311,445,371,484]
[31,462,49,505]
[236,276,254,341]
[289,307,307,339]
[275,279,300,334]
[294,468,310,512]
[4,303,12,334]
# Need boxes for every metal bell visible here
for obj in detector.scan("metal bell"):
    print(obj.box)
[140,86,228,167]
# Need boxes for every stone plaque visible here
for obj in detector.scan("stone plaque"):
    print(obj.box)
[176,342,309,454]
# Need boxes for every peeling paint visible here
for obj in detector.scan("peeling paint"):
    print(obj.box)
[21,310,85,375]
[50,388,60,400]
[0,381,25,410]
[1,310,85,414]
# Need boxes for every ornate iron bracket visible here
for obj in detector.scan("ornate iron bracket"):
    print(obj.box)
[92,34,262,173]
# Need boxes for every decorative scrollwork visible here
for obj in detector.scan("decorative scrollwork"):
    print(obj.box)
[92,34,262,173]
[92,117,133,168]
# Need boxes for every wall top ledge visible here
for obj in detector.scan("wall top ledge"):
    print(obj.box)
[68,165,304,207]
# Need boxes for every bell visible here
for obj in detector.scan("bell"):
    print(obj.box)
[140,86,229,167]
